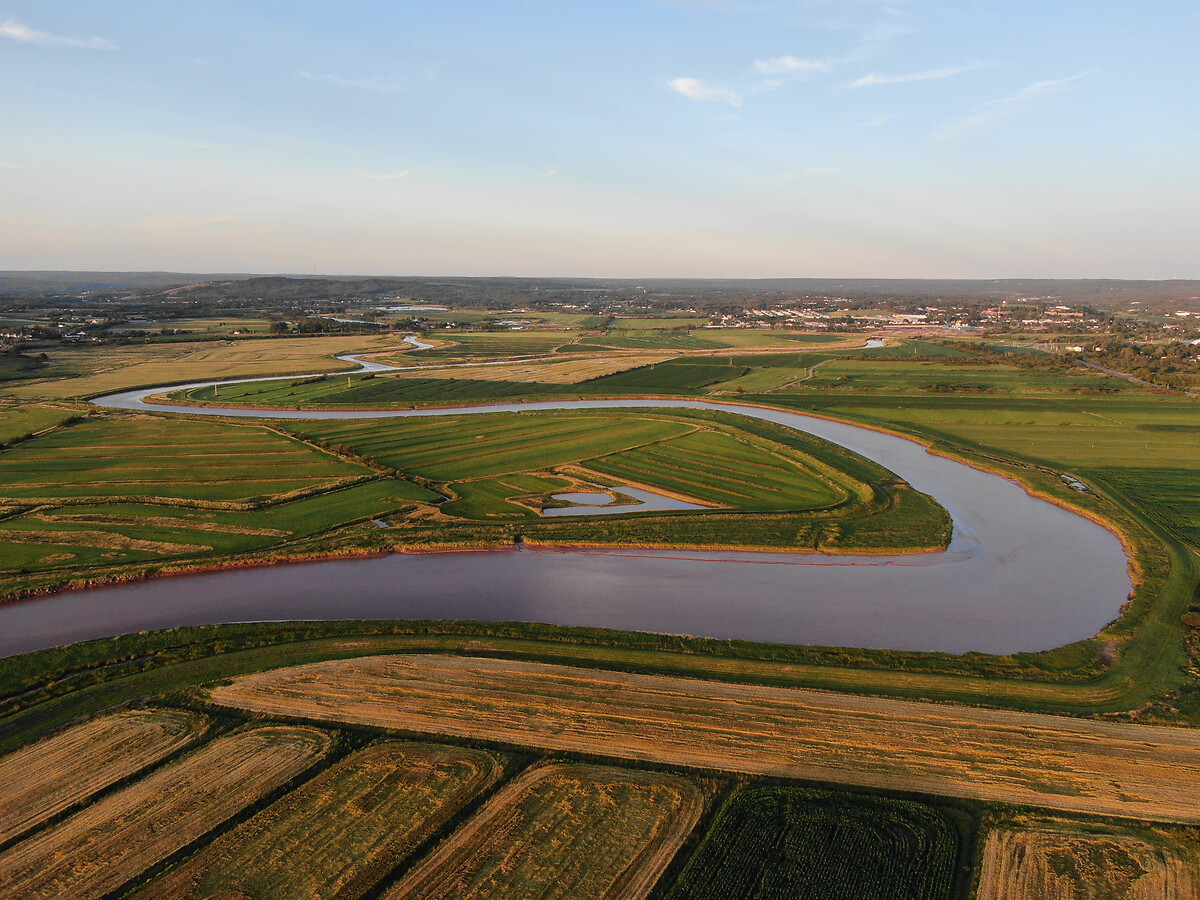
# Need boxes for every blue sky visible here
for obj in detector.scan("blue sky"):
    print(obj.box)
[1,1,1197,277]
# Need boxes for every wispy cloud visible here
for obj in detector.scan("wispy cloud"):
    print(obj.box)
[298,71,410,94]
[359,170,411,181]
[852,64,980,88]
[669,77,743,106]
[754,55,829,76]
[542,168,560,177]
[862,114,891,128]
[936,71,1094,139]
[0,20,115,50]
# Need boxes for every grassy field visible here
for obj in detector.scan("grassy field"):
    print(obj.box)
[0,415,369,503]
[0,724,330,899]
[975,815,1200,900]
[582,428,849,509]
[0,707,207,846]
[0,415,424,585]
[207,654,1200,823]
[137,741,503,900]
[666,786,960,900]
[385,762,703,900]
[295,412,698,481]
[0,402,80,445]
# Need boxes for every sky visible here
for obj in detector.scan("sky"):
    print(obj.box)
[1,1,1197,278]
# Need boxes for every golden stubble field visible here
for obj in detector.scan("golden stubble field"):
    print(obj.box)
[207,655,1200,824]
[136,741,503,900]
[975,815,1200,900]
[0,707,208,845]
[388,353,676,383]
[385,762,704,900]
[0,724,330,899]
[3,334,411,399]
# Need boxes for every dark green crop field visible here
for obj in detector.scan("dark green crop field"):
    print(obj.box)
[581,360,750,391]
[666,786,962,900]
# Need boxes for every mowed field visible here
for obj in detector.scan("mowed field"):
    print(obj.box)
[137,741,503,900]
[385,763,703,900]
[0,725,330,899]
[208,655,1200,823]
[667,786,959,900]
[975,816,1200,900]
[0,708,207,845]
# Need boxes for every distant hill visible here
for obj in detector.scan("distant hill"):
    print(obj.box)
[2,272,1198,313]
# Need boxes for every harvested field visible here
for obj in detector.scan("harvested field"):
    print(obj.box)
[0,708,207,845]
[0,725,329,900]
[209,655,1200,823]
[385,762,703,900]
[136,741,502,900]
[667,786,958,900]
[976,816,1200,900]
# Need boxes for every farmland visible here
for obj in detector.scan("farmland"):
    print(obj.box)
[667,786,960,900]
[0,724,330,899]
[975,815,1200,900]
[0,414,440,588]
[137,741,503,900]
[5,332,411,400]
[206,654,1200,823]
[0,707,207,845]
[384,763,703,900]
[1,311,1199,896]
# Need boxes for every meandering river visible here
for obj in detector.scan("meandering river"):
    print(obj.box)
[0,345,1134,657]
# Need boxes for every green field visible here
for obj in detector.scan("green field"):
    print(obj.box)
[666,786,962,900]
[0,416,368,503]
[582,360,749,391]
[584,429,848,509]
[0,404,80,445]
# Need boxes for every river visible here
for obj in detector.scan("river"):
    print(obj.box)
[0,343,1134,657]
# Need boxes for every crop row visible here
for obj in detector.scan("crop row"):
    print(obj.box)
[667,786,957,900]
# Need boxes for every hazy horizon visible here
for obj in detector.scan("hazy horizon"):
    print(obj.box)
[2,1,1197,279]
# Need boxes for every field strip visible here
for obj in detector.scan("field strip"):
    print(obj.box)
[385,762,703,900]
[0,708,208,845]
[135,741,503,900]
[0,724,330,900]
[208,655,1200,824]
